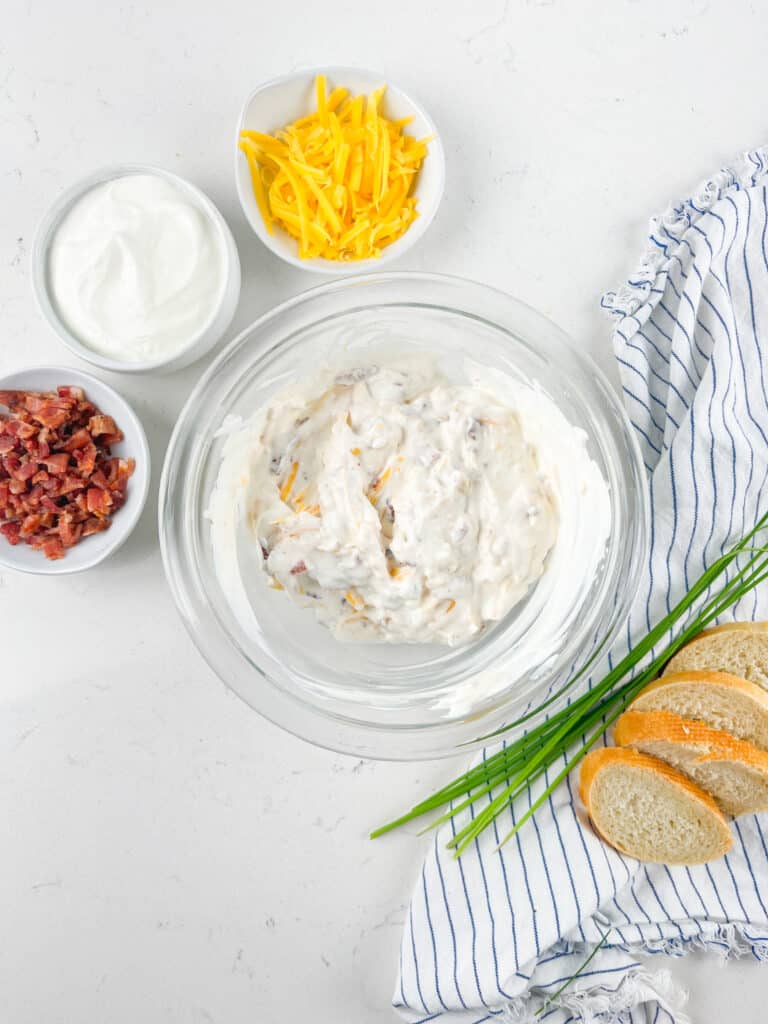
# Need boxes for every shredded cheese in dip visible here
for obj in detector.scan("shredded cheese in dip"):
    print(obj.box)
[209,356,594,646]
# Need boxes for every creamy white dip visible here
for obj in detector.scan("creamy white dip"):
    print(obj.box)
[49,174,226,363]
[208,355,610,647]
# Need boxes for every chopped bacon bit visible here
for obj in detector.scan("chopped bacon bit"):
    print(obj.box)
[5,419,37,439]
[104,459,119,486]
[42,453,70,475]
[58,515,83,548]
[74,443,97,477]
[99,431,125,447]
[58,474,86,495]
[290,560,308,575]
[40,537,64,560]
[57,385,84,400]
[0,521,21,545]
[20,513,43,536]
[82,516,110,537]
[88,414,118,437]
[0,385,135,560]
[31,401,71,429]
[112,458,135,487]
[13,461,39,482]
[23,394,47,413]
[0,390,28,411]
[86,487,113,516]
[61,427,92,452]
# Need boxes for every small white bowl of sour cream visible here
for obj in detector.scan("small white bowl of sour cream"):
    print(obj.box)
[235,66,445,275]
[32,165,241,375]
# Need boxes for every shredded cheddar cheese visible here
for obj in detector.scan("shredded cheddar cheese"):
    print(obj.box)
[239,74,433,261]
[279,461,299,503]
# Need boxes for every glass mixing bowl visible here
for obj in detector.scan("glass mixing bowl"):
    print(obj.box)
[160,273,649,760]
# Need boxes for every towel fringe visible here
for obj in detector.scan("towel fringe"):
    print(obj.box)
[498,923,767,1022]
[499,967,688,1024]
[638,920,768,962]
[600,144,768,324]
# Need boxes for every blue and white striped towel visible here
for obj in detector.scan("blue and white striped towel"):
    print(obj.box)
[394,146,768,1024]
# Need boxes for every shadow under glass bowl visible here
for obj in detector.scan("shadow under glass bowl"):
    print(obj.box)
[159,273,649,761]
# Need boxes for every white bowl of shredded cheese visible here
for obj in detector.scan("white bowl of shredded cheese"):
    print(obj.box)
[235,67,445,274]
[160,273,649,761]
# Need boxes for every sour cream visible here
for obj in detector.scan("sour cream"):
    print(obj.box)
[48,173,226,363]
[208,355,611,647]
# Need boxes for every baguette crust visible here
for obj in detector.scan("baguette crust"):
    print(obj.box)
[615,709,768,815]
[665,622,768,683]
[615,709,768,771]
[635,669,768,708]
[688,621,768,640]
[629,670,768,750]
[580,746,724,812]
[580,747,732,863]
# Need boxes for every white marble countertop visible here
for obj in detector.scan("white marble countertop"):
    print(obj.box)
[2,1,766,1020]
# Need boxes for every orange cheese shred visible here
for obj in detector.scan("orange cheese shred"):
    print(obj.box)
[239,75,432,261]
[279,462,299,503]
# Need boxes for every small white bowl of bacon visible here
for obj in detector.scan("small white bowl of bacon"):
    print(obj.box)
[0,366,150,575]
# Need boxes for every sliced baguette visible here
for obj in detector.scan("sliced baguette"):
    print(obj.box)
[628,670,768,751]
[580,747,732,864]
[615,709,768,815]
[665,621,768,689]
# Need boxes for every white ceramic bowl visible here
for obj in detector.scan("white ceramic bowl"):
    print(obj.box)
[0,365,150,575]
[32,164,241,375]
[235,66,445,275]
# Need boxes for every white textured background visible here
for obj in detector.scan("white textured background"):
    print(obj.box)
[1,1,766,1021]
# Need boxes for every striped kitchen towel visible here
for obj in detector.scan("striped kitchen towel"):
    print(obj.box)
[394,145,768,1024]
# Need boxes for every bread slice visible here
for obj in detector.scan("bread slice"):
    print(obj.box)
[580,747,732,864]
[615,709,768,815]
[665,622,768,689]
[628,670,768,750]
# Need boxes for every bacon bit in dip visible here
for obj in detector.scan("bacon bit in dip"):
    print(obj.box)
[0,386,135,560]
